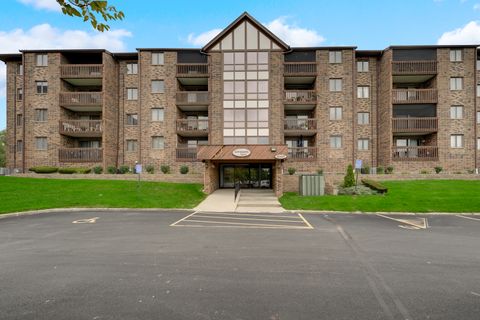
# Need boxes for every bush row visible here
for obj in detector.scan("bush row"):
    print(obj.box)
[28,165,190,175]
[29,167,91,174]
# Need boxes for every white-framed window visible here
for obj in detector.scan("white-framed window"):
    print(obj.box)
[477,60,480,70]
[36,54,48,66]
[126,63,138,75]
[477,111,480,123]
[151,108,164,121]
[36,81,48,94]
[35,137,47,150]
[450,134,464,148]
[329,78,342,92]
[358,138,369,150]
[126,139,138,152]
[450,105,463,119]
[450,49,462,62]
[477,84,480,97]
[152,136,165,149]
[329,51,342,63]
[450,77,463,90]
[329,106,342,120]
[151,80,165,93]
[126,113,138,125]
[126,88,138,100]
[34,109,48,122]
[17,88,23,100]
[478,138,480,150]
[152,52,164,65]
[357,86,370,99]
[358,112,370,125]
[17,64,23,75]
[357,60,369,72]
[16,140,23,152]
[330,135,342,149]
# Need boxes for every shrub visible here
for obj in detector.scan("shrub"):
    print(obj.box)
[338,185,378,195]
[288,167,296,175]
[420,170,429,174]
[434,166,443,174]
[161,165,170,174]
[107,166,116,174]
[386,166,394,174]
[361,166,370,174]
[180,165,189,174]
[343,164,356,188]
[118,165,130,174]
[58,168,76,174]
[93,166,103,174]
[29,166,58,174]
[467,169,475,174]
[377,166,384,174]
[146,165,155,174]
[317,168,324,175]
[361,179,388,193]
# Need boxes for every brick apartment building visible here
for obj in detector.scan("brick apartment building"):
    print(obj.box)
[1,12,479,195]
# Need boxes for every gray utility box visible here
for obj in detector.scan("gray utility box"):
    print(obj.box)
[299,174,325,196]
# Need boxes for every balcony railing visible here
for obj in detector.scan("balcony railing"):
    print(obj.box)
[392,117,438,133]
[177,64,208,77]
[284,119,317,131]
[60,92,103,106]
[176,119,209,132]
[60,64,103,78]
[284,90,317,103]
[284,62,317,75]
[392,89,437,104]
[392,146,438,161]
[287,147,317,160]
[59,120,102,136]
[59,148,103,162]
[392,61,437,75]
[176,92,210,105]
[176,147,198,161]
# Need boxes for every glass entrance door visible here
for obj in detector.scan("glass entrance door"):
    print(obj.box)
[220,164,272,189]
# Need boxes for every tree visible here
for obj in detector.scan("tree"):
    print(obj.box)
[0,130,6,167]
[343,164,356,188]
[56,0,125,32]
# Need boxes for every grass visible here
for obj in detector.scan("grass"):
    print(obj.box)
[0,177,206,214]
[280,180,480,213]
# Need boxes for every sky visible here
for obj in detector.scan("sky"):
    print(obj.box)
[1,0,480,130]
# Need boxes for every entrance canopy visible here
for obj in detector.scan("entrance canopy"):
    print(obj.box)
[197,145,288,161]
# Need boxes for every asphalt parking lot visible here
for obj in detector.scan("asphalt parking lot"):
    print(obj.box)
[1,210,479,320]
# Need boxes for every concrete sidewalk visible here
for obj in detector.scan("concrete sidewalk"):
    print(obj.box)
[194,189,237,212]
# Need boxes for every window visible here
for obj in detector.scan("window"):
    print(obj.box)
[477,111,480,123]
[329,51,342,63]
[16,114,22,126]
[357,61,369,72]
[35,109,48,122]
[329,78,342,92]
[36,81,48,94]
[126,63,138,75]
[126,140,138,152]
[477,84,480,97]
[358,112,370,125]
[450,49,462,62]
[151,108,164,121]
[152,136,165,149]
[151,80,165,93]
[152,52,164,65]
[330,135,342,149]
[36,54,48,66]
[126,113,138,125]
[17,64,23,75]
[450,77,463,90]
[79,140,100,148]
[126,88,138,100]
[450,134,464,148]
[35,137,47,150]
[16,140,23,152]
[450,106,463,119]
[478,138,480,150]
[329,106,342,120]
[358,138,369,150]
[357,86,369,98]
[17,88,22,101]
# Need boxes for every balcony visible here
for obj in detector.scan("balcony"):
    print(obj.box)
[176,146,198,161]
[392,146,438,161]
[177,64,208,77]
[392,117,438,134]
[60,92,102,111]
[284,118,317,136]
[392,61,437,75]
[284,62,317,76]
[60,64,103,86]
[176,119,209,137]
[59,148,103,162]
[392,89,437,104]
[284,90,316,103]
[59,120,102,137]
[287,147,317,160]
[176,92,210,111]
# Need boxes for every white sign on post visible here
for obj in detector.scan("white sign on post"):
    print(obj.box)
[135,164,142,174]
[355,159,363,170]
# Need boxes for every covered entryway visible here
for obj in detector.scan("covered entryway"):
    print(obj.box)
[220,163,272,188]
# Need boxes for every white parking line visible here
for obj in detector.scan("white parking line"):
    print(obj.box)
[181,219,312,229]
[170,211,198,226]
[456,215,480,222]
[376,214,428,230]
[193,214,306,224]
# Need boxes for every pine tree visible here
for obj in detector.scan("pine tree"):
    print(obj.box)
[343,164,356,188]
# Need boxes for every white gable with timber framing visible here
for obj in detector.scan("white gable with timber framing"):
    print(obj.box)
[202,12,290,52]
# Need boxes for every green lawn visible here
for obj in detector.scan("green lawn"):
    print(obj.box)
[280,180,480,213]
[0,177,206,214]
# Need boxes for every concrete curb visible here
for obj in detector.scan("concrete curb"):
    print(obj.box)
[287,210,480,216]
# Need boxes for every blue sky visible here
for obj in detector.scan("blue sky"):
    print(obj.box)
[1,0,480,130]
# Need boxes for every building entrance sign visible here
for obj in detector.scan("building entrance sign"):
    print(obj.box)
[232,148,251,157]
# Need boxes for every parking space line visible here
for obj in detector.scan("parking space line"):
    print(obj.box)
[170,211,198,227]
[298,213,314,229]
[376,214,428,230]
[194,212,300,219]
[173,224,310,229]
[456,215,480,222]
[192,214,306,224]
[180,219,312,229]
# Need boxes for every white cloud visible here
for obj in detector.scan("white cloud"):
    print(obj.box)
[18,0,60,11]
[474,3,480,10]
[185,16,325,47]
[437,21,480,44]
